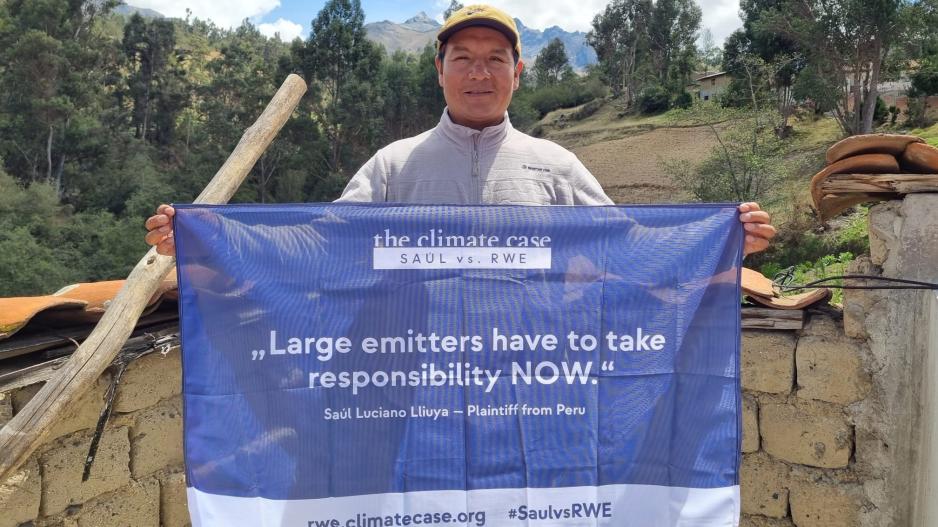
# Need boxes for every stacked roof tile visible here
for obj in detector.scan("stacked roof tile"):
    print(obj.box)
[811,134,938,220]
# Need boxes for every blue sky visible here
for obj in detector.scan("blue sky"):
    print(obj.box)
[124,0,742,44]
[274,1,444,26]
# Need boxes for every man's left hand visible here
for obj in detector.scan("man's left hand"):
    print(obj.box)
[739,202,776,257]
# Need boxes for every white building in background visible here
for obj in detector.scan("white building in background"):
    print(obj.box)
[689,71,730,102]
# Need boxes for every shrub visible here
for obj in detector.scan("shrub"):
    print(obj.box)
[905,96,929,127]
[662,109,784,203]
[637,84,671,114]
[672,91,693,109]
[889,105,899,126]
[508,94,540,130]
[527,78,605,117]
[874,96,888,125]
[572,99,603,120]
[0,226,77,296]
[509,76,607,131]
[749,206,870,286]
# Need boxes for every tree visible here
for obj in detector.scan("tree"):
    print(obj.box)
[908,56,938,125]
[722,0,809,134]
[0,165,143,295]
[588,0,652,103]
[200,22,284,203]
[533,38,574,87]
[588,0,699,110]
[294,0,384,176]
[760,0,906,135]
[0,0,120,195]
[735,0,801,64]
[894,0,938,69]
[646,0,702,89]
[192,21,334,204]
[382,50,430,140]
[415,44,447,126]
[121,14,184,144]
[698,29,722,70]
[443,1,464,20]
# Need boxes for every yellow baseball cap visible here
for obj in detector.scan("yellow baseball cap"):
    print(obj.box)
[437,4,521,56]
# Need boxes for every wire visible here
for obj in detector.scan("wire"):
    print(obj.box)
[775,274,938,291]
[82,331,179,481]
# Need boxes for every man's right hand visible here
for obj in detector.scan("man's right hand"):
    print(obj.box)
[145,204,176,257]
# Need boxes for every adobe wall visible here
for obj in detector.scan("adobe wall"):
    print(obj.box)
[739,313,873,527]
[0,350,187,527]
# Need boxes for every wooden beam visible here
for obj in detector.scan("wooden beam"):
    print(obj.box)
[742,308,804,330]
[0,356,70,394]
[821,173,938,194]
[0,74,307,481]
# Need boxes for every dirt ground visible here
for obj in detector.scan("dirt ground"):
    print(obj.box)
[564,125,723,204]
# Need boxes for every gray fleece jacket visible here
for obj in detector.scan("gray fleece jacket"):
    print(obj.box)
[336,110,612,205]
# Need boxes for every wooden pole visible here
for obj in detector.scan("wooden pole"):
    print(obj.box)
[0,74,308,480]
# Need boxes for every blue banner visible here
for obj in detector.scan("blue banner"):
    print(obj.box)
[175,204,743,526]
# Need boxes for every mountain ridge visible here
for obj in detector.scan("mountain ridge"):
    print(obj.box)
[113,4,165,19]
[365,14,597,71]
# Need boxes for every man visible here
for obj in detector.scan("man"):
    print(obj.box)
[146,4,775,254]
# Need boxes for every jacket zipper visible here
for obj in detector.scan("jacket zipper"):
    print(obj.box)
[471,134,481,202]
[471,135,480,178]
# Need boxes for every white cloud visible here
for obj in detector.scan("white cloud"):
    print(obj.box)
[476,0,609,32]
[698,0,743,44]
[258,18,304,41]
[124,0,281,29]
[436,0,742,45]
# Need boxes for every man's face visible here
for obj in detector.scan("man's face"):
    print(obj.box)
[436,26,524,130]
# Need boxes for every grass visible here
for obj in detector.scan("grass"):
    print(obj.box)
[788,115,844,151]
[762,252,856,306]
[757,115,841,227]
[907,121,938,146]
[543,100,845,152]
[537,99,732,146]
[754,207,869,306]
